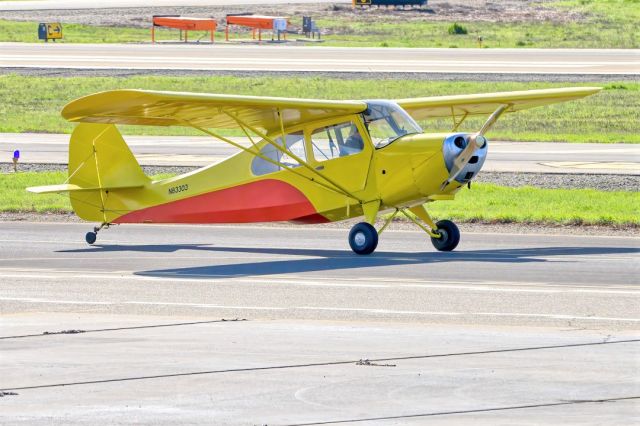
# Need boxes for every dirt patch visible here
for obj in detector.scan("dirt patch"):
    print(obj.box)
[0,1,586,30]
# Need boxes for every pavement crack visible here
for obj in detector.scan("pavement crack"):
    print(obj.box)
[0,391,18,397]
[356,359,396,367]
[0,318,248,340]
[3,339,637,392]
[43,329,86,335]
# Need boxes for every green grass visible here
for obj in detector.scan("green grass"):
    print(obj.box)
[318,0,639,48]
[2,171,71,213]
[429,184,639,227]
[4,171,638,226]
[0,171,172,213]
[318,19,638,49]
[0,74,637,143]
[1,1,638,47]
[0,19,217,43]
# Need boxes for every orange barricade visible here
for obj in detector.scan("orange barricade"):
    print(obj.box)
[152,16,217,43]
[225,15,288,42]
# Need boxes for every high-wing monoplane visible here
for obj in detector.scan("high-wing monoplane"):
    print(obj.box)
[28,87,600,254]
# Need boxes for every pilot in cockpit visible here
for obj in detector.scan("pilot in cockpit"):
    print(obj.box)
[340,124,364,156]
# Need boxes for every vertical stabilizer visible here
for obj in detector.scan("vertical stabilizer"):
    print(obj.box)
[67,123,149,222]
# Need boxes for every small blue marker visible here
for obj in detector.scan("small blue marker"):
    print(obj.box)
[12,150,19,172]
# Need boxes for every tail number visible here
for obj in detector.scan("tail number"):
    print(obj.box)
[168,184,189,195]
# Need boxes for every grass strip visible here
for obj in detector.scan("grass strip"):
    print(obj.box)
[3,171,638,227]
[318,0,639,48]
[0,19,201,43]
[0,75,637,143]
[1,1,638,48]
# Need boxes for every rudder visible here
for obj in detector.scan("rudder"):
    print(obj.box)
[68,123,149,222]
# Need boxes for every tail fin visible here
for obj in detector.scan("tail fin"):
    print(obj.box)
[28,123,150,222]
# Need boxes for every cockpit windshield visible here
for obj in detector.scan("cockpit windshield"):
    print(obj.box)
[364,101,422,149]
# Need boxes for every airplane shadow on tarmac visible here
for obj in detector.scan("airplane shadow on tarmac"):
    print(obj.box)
[58,245,639,279]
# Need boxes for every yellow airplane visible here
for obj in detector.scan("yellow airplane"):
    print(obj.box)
[28,87,600,254]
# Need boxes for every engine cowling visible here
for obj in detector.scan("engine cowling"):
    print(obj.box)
[442,133,488,184]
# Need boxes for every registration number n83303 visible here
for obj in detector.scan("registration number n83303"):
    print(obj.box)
[168,184,189,195]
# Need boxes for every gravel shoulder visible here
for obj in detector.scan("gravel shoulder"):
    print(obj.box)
[3,67,636,83]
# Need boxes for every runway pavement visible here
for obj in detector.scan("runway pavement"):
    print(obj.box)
[0,222,639,424]
[1,222,638,327]
[3,133,639,174]
[2,43,638,74]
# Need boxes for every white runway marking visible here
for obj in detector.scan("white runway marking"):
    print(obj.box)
[0,269,638,295]
[2,296,638,323]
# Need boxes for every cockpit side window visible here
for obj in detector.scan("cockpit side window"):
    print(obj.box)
[251,131,306,176]
[310,121,364,162]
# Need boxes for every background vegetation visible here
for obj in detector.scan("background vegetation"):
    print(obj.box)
[0,74,637,143]
[318,0,640,48]
[1,0,638,47]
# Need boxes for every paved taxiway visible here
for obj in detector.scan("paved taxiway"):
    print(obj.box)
[2,43,638,75]
[1,222,638,424]
[1,222,638,327]
[3,133,639,174]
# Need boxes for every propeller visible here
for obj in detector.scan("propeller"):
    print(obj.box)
[440,105,509,191]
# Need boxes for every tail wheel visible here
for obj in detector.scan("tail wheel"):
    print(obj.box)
[430,220,460,252]
[85,231,97,245]
[348,222,378,255]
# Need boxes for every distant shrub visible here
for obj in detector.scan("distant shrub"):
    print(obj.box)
[380,41,389,47]
[605,83,628,90]
[448,23,468,35]
[516,40,526,46]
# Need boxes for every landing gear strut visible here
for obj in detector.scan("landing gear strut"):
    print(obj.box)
[85,223,109,245]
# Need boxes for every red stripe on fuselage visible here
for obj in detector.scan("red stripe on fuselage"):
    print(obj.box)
[113,179,329,224]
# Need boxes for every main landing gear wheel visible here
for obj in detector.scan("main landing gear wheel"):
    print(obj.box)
[348,222,378,255]
[430,219,460,252]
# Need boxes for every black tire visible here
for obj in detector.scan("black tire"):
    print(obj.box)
[85,231,97,245]
[348,222,378,255]
[430,220,460,252]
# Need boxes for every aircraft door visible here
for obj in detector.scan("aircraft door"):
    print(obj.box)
[308,119,371,193]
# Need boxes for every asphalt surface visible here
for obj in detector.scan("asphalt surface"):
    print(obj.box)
[3,133,639,175]
[1,222,638,328]
[2,43,638,75]
[0,222,639,424]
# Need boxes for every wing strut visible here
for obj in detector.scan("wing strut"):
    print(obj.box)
[183,119,362,203]
[219,112,363,202]
[451,107,469,132]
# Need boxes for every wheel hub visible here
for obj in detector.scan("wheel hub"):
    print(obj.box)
[354,232,366,247]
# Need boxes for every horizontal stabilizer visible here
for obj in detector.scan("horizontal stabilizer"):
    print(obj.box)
[27,183,144,194]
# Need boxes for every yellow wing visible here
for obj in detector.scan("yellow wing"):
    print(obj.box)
[62,90,367,133]
[395,87,602,121]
